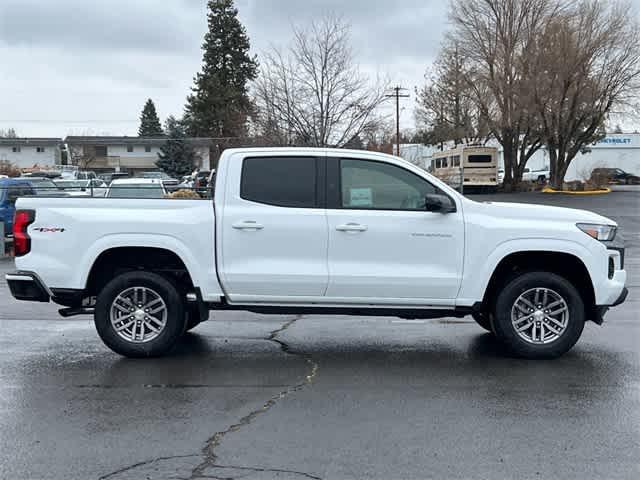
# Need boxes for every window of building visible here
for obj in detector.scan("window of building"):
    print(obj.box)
[340,159,438,211]
[452,155,461,167]
[241,156,318,208]
[127,145,134,153]
[36,147,45,153]
[12,146,21,153]
[145,145,152,153]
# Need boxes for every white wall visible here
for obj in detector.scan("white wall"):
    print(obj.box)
[515,134,640,180]
[0,145,58,168]
[107,144,162,158]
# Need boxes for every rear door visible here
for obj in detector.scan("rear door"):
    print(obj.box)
[219,154,329,302]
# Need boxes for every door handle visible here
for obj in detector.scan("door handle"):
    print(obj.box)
[336,223,368,232]
[232,221,264,230]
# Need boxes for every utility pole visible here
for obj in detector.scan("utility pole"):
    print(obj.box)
[386,86,409,157]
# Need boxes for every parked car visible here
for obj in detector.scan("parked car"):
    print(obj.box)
[20,177,62,196]
[591,168,640,185]
[98,172,129,185]
[54,179,108,197]
[22,171,62,180]
[522,167,550,183]
[59,170,97,181]
[106,178,167,198]
[0,178,35,235]
[139,171,179,192]
[5,148,627,359]
[194,170,212,196]
[177,175,194,189]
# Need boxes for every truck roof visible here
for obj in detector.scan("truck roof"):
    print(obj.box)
[221,146,399,160]
[0,178,33,186]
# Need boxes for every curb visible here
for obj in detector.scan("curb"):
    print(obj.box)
[542,187,611,195]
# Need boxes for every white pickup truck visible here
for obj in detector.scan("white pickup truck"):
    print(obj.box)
[6,148,628,359]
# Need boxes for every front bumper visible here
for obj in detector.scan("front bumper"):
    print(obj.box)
[6,271,50,302]
[593,287,628,324]
[611,287,629,307]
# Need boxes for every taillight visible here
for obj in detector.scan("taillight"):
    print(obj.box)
[13,209,35,257]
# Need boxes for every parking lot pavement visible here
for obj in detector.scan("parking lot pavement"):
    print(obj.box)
[0,190,638,480]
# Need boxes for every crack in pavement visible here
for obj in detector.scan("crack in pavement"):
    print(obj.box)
[98,454,201,479]
[195,463,322,479]
[97,316,320,480]
[190,316,319,479]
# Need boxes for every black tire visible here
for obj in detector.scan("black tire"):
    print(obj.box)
[492,271,585,359]
[94,271,186,358]
[471,312,493,332]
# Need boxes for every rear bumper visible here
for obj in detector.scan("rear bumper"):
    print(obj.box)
[5,271,50,302]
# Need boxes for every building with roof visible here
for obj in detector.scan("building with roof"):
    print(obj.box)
[64,136,214,174]
[0,138,63,169]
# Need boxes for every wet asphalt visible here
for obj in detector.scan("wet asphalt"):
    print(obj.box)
[0,191,638,480]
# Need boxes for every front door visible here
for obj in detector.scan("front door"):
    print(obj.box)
[219,155,329,301]
[325,157,464,304]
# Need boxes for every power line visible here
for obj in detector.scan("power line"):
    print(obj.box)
[385,86,410,157]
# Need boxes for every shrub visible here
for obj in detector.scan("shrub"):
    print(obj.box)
[167,189,201,199]
[0,161,21,177]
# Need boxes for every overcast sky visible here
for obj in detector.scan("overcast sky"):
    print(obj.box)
[0,0,452,137]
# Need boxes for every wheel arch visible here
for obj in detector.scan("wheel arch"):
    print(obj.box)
[85,246,195,297]
[480,250,596,322]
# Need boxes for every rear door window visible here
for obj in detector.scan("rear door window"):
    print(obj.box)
[241,157,318,208]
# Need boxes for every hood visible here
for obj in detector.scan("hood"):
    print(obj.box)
[478,201,617,226]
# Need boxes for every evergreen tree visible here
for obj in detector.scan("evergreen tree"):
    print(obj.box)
[156,116,196,178]
[138,99,164,137]
[183,0,258,138]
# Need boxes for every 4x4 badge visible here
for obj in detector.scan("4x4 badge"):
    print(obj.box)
[33,227,65,233]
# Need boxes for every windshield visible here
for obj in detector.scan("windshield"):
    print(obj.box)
[107,185,165,198]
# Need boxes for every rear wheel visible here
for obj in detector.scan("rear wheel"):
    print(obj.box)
[492,271,585,359]
[94,271,186,357]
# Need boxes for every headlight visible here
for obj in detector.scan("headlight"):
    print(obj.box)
[576,223,617,241]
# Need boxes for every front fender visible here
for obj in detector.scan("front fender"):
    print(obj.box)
[457,238,599,306]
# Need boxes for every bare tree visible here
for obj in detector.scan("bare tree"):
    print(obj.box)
[69,146,97,170]
[253,15,389,147]
[449,0,560,189]
[529,0,640,188]
[0,128,18,138]
[415,42,489,148]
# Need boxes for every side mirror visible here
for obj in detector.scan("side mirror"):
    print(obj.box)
[425,194,456,213]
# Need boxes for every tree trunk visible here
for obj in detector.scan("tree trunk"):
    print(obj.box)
[501,135,518,192]
[548,146,563,189]
[554,152,571,189]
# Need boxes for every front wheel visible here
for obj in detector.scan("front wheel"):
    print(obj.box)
[492,272,585,359]
[94,271,186,358]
